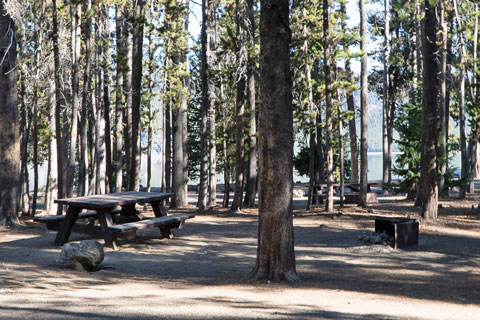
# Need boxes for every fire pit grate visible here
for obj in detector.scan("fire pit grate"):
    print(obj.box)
[374,217,419,249]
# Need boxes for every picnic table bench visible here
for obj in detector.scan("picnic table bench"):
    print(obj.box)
[35,191,194,250]
[311,182,378,205]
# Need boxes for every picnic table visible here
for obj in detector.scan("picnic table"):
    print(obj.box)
[311,182,378,205]
[35,191,194,250]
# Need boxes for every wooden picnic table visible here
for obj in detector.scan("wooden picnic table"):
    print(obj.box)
[39,191,194,250]
[313,182,377,194]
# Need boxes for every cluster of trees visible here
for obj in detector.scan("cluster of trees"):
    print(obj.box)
[1,0,480,279]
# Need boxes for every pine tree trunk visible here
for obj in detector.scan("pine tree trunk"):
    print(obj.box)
[438,0,448,197]
[45,78,58,214]
[114,4,124,193]
[79,0,91,197]
[421,0,438,219]
[52,0,65,213]
[249,0,298,283]
[67,3,81,198]
[231,0,247,213]
[129,0,145,191]
[0,3,20,227]
[244,0,257,208]
[124,13,133,188]
[95,25,106,195]
[19,52,30,216]
[324,0,334,212]
[382,0,390,193]
[340,2,358,184]
[102,4,113,194]
[198,0,210,209]
[359,0,369,208]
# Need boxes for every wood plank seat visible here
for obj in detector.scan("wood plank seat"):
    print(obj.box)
[34,211,100,230]
[107,213,195,240]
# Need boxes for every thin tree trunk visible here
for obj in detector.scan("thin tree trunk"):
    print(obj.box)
[102,4,113,194]
[114,4,124,193]
[414,0,423,206]
[421,0,438,219]
[95,19,106,195]
[198,0,210,209]
[323,0,334,212]
[19,47,30,216]
[244,0,257,208]
[249,0,298,282]
[52,0,64,213]
[67,3,81,198]
[124,12,133,188]
[438,0,448,197]
[359,0,369,208]
[382,0,390,193]
[339,107,344,208]
[231,0,246,213]
[79,0,91,197]
[129,0,145,191]
[45,78,58,214]
[469,4,479,193]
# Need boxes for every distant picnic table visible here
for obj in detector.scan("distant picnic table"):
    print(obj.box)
[34,191,194,250]
[311,182,378,205]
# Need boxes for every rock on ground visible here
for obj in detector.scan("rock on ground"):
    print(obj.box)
[57,239,105,271]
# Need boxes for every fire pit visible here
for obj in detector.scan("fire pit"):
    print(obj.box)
[374,217,419,249]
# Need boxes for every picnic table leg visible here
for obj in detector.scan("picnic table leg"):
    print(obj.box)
[96,208,118,250]
[54,206,81,246]
[150,200,174,239]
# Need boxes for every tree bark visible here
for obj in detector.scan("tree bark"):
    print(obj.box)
[382,0,390,193]
[114,4,124,193]
[79,0,91,197]
[45,78,58,214]
[129,0,145,191]
[0,3,20,227]
[244,0,257,208]
[67,2,81,198]
[438,0,448,197]
[249,0,298,283]
[359,0,369,208]
[231,0,247,213]
[324,0,334,212]
[52,0,64,213]
[198,0,211,209]
[421,0,438,220]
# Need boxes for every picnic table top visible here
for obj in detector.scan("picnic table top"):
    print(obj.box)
[54,191,174,210]
[313,182,377,187]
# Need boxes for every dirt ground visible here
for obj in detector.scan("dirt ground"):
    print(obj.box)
[1,193,480,320]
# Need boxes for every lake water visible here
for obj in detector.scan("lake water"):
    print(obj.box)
[30,151,462,190]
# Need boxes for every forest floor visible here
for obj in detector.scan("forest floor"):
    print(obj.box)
[1,192,480,319]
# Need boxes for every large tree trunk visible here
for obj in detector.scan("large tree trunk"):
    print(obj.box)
[470,5,479,193]
[249,0,298,283]
[421,0,438,219]
[359,0,369,208]
[244,0,257,208]
[324,0,334,212]
[0,3,20,227]
[94,27,106,195]
[231,0,247,213]
[382,0,390,193]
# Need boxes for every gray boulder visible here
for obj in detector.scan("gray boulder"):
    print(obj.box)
[57,240,105,271]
